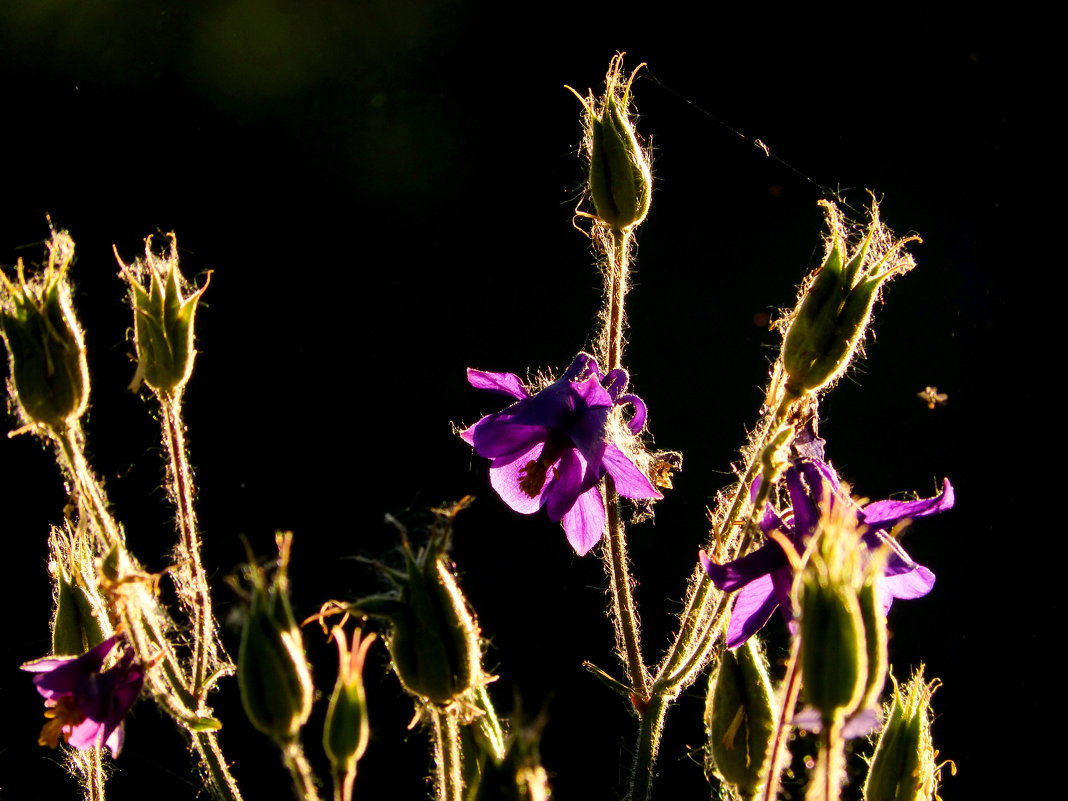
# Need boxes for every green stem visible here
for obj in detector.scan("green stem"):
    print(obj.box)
[82,746,106,801]
[332,767,357,801]
[159,391,223,699]
[604,228,630,371]
[194,730,244,801]
[597,227,650,700]
[604,482,649,699]
[760,637,803,801]
[53,423,244,801]
[628,398,795,799]
[630,693,669,801]
[431,708,463,801]
[282,741,322,801]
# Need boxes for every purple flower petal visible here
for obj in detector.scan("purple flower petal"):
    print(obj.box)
[882,565,936,611]
[726,574,780,649]
[616,393,648,434]
[472,417,549,460]
[602,444,661,500]
[466,369,529,399]
[544,448,589,521]
[703,542,789,592]
[462,352,664,555]
[560,484,606,556]
[861,479,954,528]
[489,443,550,514]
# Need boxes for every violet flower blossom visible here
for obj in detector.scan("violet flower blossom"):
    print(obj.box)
[701,458,953,649]
[22,635,144,756]
[461,353,661,556]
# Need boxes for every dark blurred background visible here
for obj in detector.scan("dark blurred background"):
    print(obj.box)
[0,2,1015,799]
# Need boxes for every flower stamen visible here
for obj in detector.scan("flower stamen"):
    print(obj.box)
[38,696,86,748]
[519,459,550,498]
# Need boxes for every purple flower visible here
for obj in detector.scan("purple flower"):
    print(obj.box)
[22,635,144,757]
[461,353,661,555]
[701,458,953,649]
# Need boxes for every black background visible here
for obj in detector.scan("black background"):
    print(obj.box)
[0,2,1018,799]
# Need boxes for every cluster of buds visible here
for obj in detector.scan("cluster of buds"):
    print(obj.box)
[570,53,653,234]
[781,200,919,399]
[704,636,777,799]
[0,229,89,431]
[116,233,207,396]
[348,500,486,709]
[235,532,314,745]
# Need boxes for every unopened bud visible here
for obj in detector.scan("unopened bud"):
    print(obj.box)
[704,637,777,797]
[323,627,375,774]
[52,564,107,657]
[0,230,89,429]
[351,500,483,706]
[863,668,945,801]
[572,54,652,233]
[238,532,314,744]
[117,233,207,395]
[797,506,868,727]
[782,200,919,398]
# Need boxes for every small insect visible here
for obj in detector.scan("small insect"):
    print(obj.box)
[917,386,949,409]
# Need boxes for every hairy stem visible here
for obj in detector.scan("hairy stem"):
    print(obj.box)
[194,730,245,801]
[52,424,243,800]
[630,693,669,801]
[431,708,464,801]
[159,391,224,699]
[628,398,794,799]
[603,483,649,699]
[332,767,357,801]
[596,227,650,701]
[761,637,803,801]
[282,741,322,801]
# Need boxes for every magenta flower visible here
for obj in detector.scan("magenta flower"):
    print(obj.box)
[22,635,144,756]
[461,353,661,555]
[701,458,953,648]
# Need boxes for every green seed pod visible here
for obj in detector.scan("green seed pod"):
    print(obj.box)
[237,532,314,744]
[323,627,375,775]
[52,565,107,657]
[350,501,484,707]
[855,576,888,713]
[781,201,919,398]
[704,637,777,798]
[0,231,89,429]
[576,55,652,233]
[799,568,867,726]
[863,669,943,801]
[117,233,207,395]
[781,226,846,384]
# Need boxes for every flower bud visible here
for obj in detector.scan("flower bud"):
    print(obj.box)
[323,627,375,775]
[52,563,107,657]
[351,501,483,707]
[116,233,207,395]
[704,636,777,798]
[796,505,868,728]
[0,230,89,429]
[573,54,652,232]
[781,200,919,398]
[863,669,945,801]
[855,572,888,713]
[237,532,314,744]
